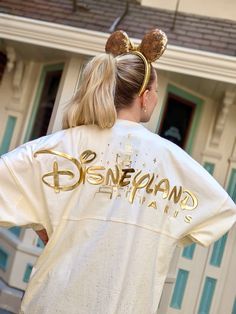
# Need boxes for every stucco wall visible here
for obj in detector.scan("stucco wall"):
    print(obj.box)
[140,0,236,21]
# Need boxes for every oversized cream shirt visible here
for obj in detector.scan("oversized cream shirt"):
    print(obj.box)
[0,119,236,314]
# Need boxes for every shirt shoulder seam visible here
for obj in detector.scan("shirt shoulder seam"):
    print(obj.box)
[63,216,179,241]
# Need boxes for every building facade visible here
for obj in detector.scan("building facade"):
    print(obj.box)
[0,1,236,313]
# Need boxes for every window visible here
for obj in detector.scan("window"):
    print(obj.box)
[0,51,7,82]
[8,227,21,238]
[159,93,196,149]
[36,237,45,249]
[27,64,64,141]
[0,247,9,271]
[158,85,203,153]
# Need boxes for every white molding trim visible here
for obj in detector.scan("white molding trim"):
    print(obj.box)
[201,150,222,160]
[0,14,236,84]
[0,229,42,256]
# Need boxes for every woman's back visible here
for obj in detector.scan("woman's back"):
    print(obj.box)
[17,120,175,313]
[1,119,233,313]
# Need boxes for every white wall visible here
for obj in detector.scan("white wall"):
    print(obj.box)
[140,0,236,21]
[0,60,42,150]
[48,56,86,133]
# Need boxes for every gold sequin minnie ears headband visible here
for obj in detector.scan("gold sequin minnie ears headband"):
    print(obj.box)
[105,29,168,96]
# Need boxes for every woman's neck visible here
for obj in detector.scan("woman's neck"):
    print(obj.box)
[117,106,141,123]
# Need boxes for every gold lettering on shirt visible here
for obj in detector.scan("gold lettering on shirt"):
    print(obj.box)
[105,166,120,186]
[86,166,105,185]
[34,149,199,223]
[34,149,84,192]
[154,178,170,199]
[129,171,151,204]
[173,210,179,217]
[80,150,97,164]
[184,215,192,223]
[148,201,157,209]
[141,196,146,205]
[168,186,183,203]
[146,173,155,194]
[41,161,75,193]
[164,205,169,214]
[95,186,113,199]
[119,168,135,187]
[180,190,198,210]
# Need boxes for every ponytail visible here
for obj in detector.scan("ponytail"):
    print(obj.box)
[63,54,117,129]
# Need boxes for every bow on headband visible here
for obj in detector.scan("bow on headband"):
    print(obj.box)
[105,29,168,96]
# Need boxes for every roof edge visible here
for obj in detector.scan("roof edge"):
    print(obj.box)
[0,13,236,84]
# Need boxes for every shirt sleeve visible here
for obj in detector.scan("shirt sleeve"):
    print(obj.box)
[185,196,236,247]
[163,139,236,248]
[0,142,46,231]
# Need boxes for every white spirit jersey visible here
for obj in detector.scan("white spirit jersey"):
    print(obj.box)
[0,119,236,314]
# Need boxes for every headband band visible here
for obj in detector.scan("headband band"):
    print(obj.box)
[129,50,151,96]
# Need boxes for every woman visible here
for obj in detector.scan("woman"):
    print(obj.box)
[0,30,236,314]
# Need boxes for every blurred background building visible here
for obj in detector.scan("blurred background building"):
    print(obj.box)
[0,0,235,313]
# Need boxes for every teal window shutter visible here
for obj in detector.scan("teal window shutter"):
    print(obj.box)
[8,227,21,238]
[198,277,217,314]
[210,169,236,267]
[0,116,17,155]
[170,269,189,309]
[23,264,33,283]
[203,162,215,175]
[210,233,228,267]
[0,247,9,271]
[182,243,196,260]
[232,298,236,314]
[36,237,45,249]
[227,169,236,201]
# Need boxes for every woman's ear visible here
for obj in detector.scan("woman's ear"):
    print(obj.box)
[140,89,149,108]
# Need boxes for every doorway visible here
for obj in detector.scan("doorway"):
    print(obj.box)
[24,63,64,142]
[158,85,203,154]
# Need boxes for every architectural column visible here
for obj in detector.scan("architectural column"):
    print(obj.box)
[48,56,86,133]
[210,90,235,147]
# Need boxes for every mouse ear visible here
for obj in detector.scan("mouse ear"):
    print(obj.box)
[139,29,168,62]
[105,30,133,56]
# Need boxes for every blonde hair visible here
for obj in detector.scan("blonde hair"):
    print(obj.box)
[63,53,155,129]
